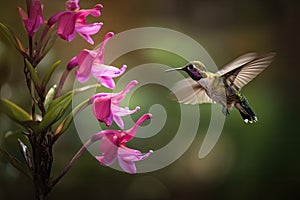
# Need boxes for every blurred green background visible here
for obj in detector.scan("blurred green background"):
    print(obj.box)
[1,0,300,199]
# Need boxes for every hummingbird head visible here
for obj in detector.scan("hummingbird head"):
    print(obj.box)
[165,61,207,81]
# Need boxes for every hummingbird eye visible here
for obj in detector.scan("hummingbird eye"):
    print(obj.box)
[187,64,194,70]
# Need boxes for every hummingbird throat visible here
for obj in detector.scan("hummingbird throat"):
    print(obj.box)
[186,69,202,81]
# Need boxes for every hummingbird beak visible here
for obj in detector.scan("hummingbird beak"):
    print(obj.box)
[165,67,183,72]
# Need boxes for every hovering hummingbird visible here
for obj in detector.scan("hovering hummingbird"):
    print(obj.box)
[166,52,276,123]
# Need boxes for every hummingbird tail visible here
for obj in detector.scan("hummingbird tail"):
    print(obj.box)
[237,106,257,123]
[235,92,258,123]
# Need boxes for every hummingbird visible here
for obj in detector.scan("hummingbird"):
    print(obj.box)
[166,52,276,123]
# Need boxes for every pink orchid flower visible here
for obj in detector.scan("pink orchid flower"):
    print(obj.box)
[74,32,127,88]
[48,0,103,44]
[91,113,153,174]
[90,80,140,129]
[18,0,44,36]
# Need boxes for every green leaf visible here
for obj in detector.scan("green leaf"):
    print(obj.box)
[37,85,100,133]
[44,85,57,109]
[38,91,73,132]
[25,58,39,87]
[54,99,89,141]
[41,60,61,87]
[0,147,32,180]
[0,22,26,55]
[0,98,31,127]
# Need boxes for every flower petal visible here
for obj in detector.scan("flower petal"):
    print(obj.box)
[113,115,124,129]
[18,7,28,22]
[117,147,153,174]
[18,0,44,36]
[96,135,118,166]
[97,76,115,89]
[92,64,127,78]
[92,96,113,127]
[75,22,103,44]
[31,0,44,33]
[94,32,114,64]
[75,49,95,82]
[125,113,152,141]
[112,106,140,117]
[76,4,103,21]
[117,148,137,174]
[111,106,140,129]
[86,4,103,17]
[96,154,117,166]
[113,80,137,102]
[90,93,111,103]
[66,0,79,11]
[118,158,136,174]
[91,64,126,88]
[57,12,77,42]
[100,134,118,154]
[48,11,65,26]
[120,147,153,162]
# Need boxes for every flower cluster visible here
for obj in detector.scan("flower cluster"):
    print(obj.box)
[16,0,152,180]
[1,0,154,199]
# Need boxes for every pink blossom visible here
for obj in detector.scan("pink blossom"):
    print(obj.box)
[48,0,102,44]
[91,113,153,174]
[74,32,127,88]
[18,0,44,36]
[90,80,140,129]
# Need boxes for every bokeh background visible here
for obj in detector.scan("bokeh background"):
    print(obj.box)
[1,0,300,199]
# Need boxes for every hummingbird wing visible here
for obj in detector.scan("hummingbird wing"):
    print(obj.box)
[217,52,276,90]
[215,52,258,76]
[170,78,214,105]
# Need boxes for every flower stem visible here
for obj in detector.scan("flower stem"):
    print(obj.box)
[54,68,71,98]
[51,139,93,187]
